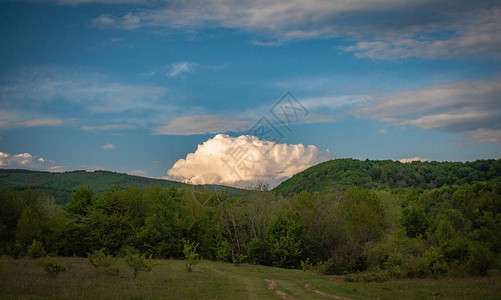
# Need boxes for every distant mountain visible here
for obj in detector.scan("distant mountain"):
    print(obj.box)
[0,169,241,204]
[273,158,501,197]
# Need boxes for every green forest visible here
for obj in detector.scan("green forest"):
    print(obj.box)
[1,159,500,280]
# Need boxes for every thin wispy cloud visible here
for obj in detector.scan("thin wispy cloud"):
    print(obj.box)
[90,0,501,59]
[80,124,137,132]
[0,109,65,129]
[102,143,115,150]
[0,66,169,114]
[168,62,197,78]
[153,115,254,135]
[353,77,501,143]
[58,0,150,4]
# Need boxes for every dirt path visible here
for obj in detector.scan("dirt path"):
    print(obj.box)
[265,279,300,300]
[301,282,351,300]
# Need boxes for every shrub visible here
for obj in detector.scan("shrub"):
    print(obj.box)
[232,252,247,266]
[344,270,389,282]
[215,240,231,262]
[301,258,314,271]
[246,239,268,265]
[183,240,200,272]
[124,251,153,278]
[467,242,495,276]
[39,257,66,276]
[27,240,46,259]
[88,249,119,276]
[117,245,139,258]
[317,255,362,275]
[421,247,448,278]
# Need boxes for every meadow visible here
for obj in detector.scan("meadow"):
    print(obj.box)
[1,256,500,299]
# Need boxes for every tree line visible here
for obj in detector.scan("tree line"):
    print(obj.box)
[0,179,499,278]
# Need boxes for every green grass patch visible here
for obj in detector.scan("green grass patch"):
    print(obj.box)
[0,257,499,299]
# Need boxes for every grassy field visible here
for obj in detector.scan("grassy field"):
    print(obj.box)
[0,257,500,299]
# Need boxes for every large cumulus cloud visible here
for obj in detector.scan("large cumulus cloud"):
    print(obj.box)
[166,134,331,188]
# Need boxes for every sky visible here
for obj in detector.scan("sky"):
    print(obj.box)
[0,0,500,188]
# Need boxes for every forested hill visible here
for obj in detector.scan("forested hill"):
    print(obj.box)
[0,169,239,204]
[273,158,501,197]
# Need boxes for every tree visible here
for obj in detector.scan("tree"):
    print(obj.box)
[401,205,429,238]
[266,212,305,268]
[66,186,95,216]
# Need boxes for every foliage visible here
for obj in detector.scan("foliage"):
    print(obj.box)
[88,249,119,276]
[27,240,46,258]
[266,212,305,268]
[39,257,66,276]
[0,169,241,205]
[0,159,500,279]
[183,240,200,272]
[274,158,501,197]
[344,270,390,282]
[124,251,153,278]
[301,258,314,271]
[401,205,429,238]
[232,252,246,266]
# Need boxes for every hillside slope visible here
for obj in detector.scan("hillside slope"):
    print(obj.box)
[0,169,240,204]
[273,158,501,197]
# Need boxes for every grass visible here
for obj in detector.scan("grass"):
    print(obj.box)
[0,256,500,299]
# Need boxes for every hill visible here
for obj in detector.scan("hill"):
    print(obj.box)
[273,158,501,197]
[0,169,240,204]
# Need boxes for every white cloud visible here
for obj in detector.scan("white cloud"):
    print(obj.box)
[344,7,501,60]
[80,124,137,132]
[128,169,148,177]
[0,109,65,129]
[398,157,429,163]
[0,66,169,114]
[0,152,55,170]
[300,95,372,111]
[353,77,501,143]
[168,62,197,78]
[90,0,501,59]
[0,150,108,173]
[153,115,254,135]
[57,0,150,4]
[91,0,431,35]
[166,134,331,188]
[466,129,501,144]
[102,143,115,150]
[47,165,107,173]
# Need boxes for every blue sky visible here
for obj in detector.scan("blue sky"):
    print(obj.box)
[1,0,500,187]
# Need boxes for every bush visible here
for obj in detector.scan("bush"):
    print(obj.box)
[301,258,314,271]
[421,247,448,278]
[88,249,119,276]
[27,240,46,259]
[467,243,495,276]
[232,252,247,266]
[39,257,66,276]
[344,270,389,282]
[117,245,139,258]
[183,240,200,272]
[246,239,268,265]
[215,240,231,262]
[317,255,363,275]
[124,251,153,278]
